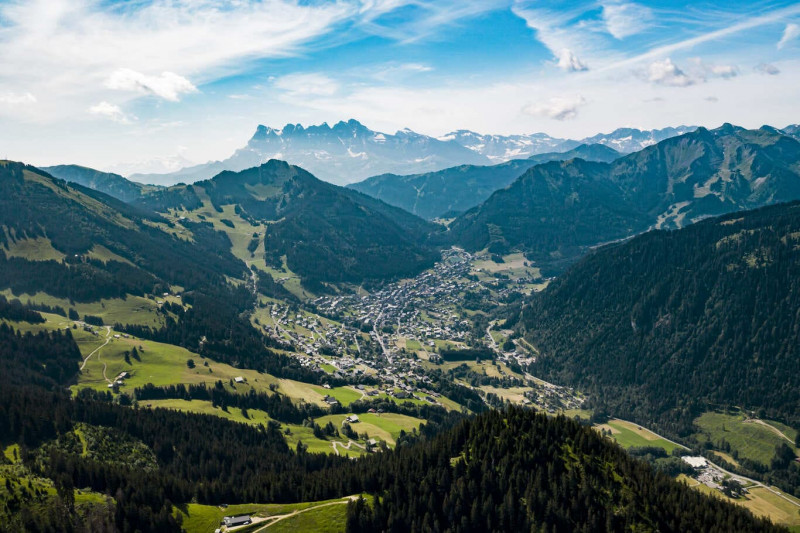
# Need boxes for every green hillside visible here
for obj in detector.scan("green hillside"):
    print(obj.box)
[138,160,440,287]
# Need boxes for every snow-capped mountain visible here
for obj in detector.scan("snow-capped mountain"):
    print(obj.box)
[571,126,698,153]
[130,120,700,186]
[443,126,698,162]
[438,130,566,163]
[131,119,489,186]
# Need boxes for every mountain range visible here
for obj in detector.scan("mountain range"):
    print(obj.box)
[446,124,800,271]
[443,125,697,162]
[349,143,621,220]
[127,120,705,187]
[131,119,491,186]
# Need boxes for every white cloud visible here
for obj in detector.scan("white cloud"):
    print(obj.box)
[89,101,134,124]
[601,1,653,39]
[106,69,197,102]
[556,49,588,72]
[273,73,340,97]
[778,23,800,49]
[0,92,36,104]
[523,95,586,120]
[646,58,694,87]
[755,63,780,75]
[512,5,597,72]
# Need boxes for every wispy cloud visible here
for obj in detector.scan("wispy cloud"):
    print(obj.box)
[777,23,799,49]
[273,73,340,97]
[598,3,800,73]
[601,1,653,39]
[512,4,596,72]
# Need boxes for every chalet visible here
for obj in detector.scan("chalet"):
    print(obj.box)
[234,376,245,384]
[346,415,359,423]
[222,515,251,527]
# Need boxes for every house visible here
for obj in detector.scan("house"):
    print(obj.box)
[222,515,251,527]
[346,415,359,423]
[234,376,245,384]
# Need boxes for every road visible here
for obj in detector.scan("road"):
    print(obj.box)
[611,418,800,510]
[80,326,112,371]
[246,497,358,532]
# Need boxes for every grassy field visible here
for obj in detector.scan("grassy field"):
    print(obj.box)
[315,412,424,446]
[262,500,349,533]
[693,411,799,466]
[0,289,166,327]
[2,235,65,261]
[177,497,357,533]
[311,386,363,406]
[597,419,684,453]
[678,475,800,529]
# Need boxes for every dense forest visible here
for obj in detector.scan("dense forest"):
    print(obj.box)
[1,306,785,532]
[521,201,800,434]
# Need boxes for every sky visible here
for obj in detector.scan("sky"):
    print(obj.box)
[0,0,798,174]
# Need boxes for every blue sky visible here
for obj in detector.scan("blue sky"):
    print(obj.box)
[0,0,798,174]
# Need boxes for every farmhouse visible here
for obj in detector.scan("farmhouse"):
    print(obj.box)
[346,415,360,423]
[222,515,251,527]
[234,376,245,384]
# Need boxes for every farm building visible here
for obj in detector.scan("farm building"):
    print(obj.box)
[222,515,251,527]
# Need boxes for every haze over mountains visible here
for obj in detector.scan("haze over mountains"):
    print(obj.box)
[127,120,706,187]
[349,143,622,220]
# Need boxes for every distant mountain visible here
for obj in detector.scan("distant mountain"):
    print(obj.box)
[138,160,439,287]
[438,130,566,163]
[527,143,621,164]
[444,126,696,162]
[349,144,620,220]
[41,164,158,203]
[522,201,800,431]
[131,119,490,186]
[567,125,697,154]
[447,124,800,271]
[782,124,800,141]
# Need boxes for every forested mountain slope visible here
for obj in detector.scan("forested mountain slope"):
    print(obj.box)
[41,164,157,203]
[348,144,620,220]
[0,314,783,532]
[521,201,800,432]
[139,159,440,285]
[447,125,800,271]
[0,161,244,300]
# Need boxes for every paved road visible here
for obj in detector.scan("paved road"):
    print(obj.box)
[611,418,800,510]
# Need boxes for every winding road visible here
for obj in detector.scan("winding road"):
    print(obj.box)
[79,326,112,371]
